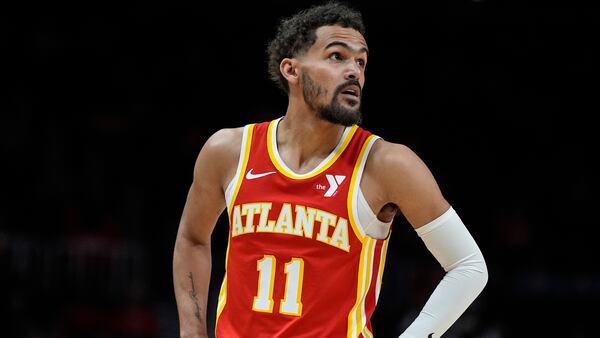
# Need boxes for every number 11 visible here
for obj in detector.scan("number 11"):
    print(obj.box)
[252,255,304,316]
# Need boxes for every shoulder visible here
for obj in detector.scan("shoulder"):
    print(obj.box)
[202,126,245,155]
[194,126,246,189]
[363,139,426,193]
[362,138,449,226]
[367,138,423,175]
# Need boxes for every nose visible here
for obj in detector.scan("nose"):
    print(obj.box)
[344,60,361,81]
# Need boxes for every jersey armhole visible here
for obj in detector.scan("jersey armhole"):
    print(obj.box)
[224,124,254,213]
[357,187,393,240]
[347,135,381,240]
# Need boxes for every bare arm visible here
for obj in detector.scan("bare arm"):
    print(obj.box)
[361,140,449,228]
[363,140,487,337]
[173,128,242,338]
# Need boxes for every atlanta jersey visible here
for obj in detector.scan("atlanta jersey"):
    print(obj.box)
[215,118,391,338]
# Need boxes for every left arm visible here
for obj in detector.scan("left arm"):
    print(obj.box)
[363,141,488,337]
[400,206,487,338]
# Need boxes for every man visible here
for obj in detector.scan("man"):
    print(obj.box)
[173,2,488,337]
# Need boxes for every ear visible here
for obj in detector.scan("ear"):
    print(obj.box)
[280,58,300,85]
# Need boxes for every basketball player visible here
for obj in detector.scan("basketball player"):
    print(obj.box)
[173,2,488,337]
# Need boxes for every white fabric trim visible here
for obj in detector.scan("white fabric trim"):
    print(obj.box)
[348,135,380,239]
[270,117,351,177]
[399,207,488,338]
[357,188,392,239]
[224,125,251,213]
[415,207,457,236]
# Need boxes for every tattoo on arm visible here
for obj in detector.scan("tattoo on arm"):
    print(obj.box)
[187,272,202,321]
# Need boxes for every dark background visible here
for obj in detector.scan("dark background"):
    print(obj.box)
[2,1,598,337]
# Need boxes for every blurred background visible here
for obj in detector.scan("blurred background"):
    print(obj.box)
[2,0,598,337]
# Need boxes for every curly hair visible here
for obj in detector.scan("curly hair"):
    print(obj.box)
[266,1,365,94]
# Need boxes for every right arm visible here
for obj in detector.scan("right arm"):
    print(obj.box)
[173,128,242,338]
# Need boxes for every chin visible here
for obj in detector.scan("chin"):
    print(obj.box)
[317,98,362,126]
[326,111,361,126]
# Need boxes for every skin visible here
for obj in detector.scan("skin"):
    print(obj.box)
[173,25,450,337]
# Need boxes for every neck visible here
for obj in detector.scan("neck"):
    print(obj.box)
[276,105,347,174]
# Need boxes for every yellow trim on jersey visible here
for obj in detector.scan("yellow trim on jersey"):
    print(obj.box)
[216,275,227,319]
[227,124,255,212]
[266,119,358,179]
[362,326,374,338]
[216,124,255,330]
[346,134,378,244]
[347,237,377,338]
[376,238,390,302]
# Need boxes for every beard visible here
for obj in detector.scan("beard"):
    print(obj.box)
[301,72,362,127]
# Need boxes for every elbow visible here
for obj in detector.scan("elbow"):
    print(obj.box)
[470,252,488,294]
[450,251,488,293]
[480,255,489,289]
[476,257,488,294]
[468,250,488,292]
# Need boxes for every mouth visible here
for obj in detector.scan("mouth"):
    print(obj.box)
[339,85,361,106]
[340,85,360,98]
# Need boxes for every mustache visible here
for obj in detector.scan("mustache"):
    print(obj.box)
[335,79,362,96]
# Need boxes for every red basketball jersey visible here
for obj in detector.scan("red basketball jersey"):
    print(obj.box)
[215,119,391,338]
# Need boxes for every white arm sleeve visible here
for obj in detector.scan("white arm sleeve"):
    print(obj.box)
[399,207,488,338]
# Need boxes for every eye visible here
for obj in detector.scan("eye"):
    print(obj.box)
[356,59,366,67]
[329,52,343,61]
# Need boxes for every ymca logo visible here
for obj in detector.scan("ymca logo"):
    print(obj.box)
[315,174,346,197]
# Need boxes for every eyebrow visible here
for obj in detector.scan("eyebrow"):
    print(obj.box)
[324,41,369,56]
